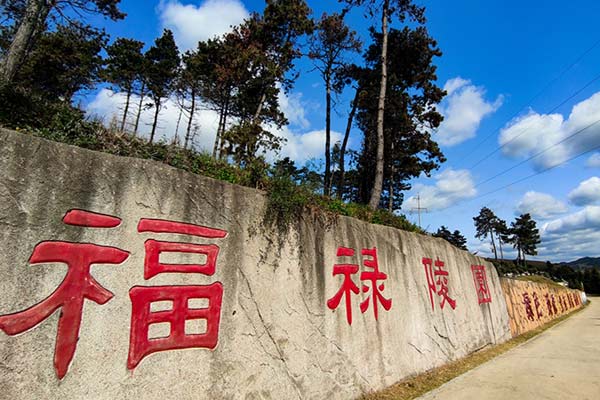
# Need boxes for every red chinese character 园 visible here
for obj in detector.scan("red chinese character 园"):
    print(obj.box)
[359,248,392,321]
[128,218,227,370]
[471,265,492,304]
[0,210,129,379]
[522,292,535,321]
[327,247,360,325]
[423,258,456,311]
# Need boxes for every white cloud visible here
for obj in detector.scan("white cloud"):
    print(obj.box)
[158,0,249,51]
[86,88,336,164]
[586,153,600,167]
[538,206,600,261]
[568,177,600,206]
[515,191,568,220]
[404,169,477,211]
[434,77,503,146]
[543,206,600,234]
[278,90,310,129]
[499,91,600,170]
[86,89,220,150]
[271,126,343,164]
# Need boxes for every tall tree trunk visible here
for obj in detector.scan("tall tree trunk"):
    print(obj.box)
[213,105,225,158]
[253,92,267,122]
[149,100,161,143]
[337,87,360,200]
[388,142,395,212]
[324,74,332,196]
[134,82,146,136]
[120,87,132,132]
[368,0,390,210]
[175,104,183,141]
[489,230,497,260]
[1,0,50,83]
[498,237,504,261]
[218,99,230,159]
[185,89,196,150]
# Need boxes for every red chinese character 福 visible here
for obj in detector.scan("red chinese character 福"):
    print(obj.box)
[471,265,492,304]
[423,258,456,311]
[0,210,129,379]
[359,248,392,321]
[522,292,535,321]
[128,218,227,370]
[327,247,360,325]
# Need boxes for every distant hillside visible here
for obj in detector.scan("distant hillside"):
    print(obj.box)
[561,257,600,270]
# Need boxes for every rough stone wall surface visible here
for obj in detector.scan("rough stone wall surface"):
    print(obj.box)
[500,278,584,337]
[0,129,511,400]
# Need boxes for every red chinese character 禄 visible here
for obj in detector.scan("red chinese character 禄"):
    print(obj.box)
[423,258,456,311]
[327,247,360,325]
[359,248,392,321]
[471,265,492,304]
[0,210,129,379]
[522,292,535,321]
[128,218,227,369]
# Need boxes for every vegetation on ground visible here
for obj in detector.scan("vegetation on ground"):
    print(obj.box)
[361,303,588,400]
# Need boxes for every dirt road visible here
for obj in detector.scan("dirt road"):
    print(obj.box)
[418,298,600,400]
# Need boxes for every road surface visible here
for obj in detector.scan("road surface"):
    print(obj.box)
[418,297,600,400]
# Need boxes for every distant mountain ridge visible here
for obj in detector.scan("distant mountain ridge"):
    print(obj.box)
[561,257,600,269]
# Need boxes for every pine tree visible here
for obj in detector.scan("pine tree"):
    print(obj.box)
[473,207,499,260]
[104,38,145,132]
[308,12,361,196]
[0,0,124,83]
[340,0,425,209]
[505,213,541,267]
[144,29,180,143]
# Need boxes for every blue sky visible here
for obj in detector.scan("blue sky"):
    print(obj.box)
[85,0,600,262]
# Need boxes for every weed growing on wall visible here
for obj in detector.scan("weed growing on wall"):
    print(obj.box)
[7,117,422,235]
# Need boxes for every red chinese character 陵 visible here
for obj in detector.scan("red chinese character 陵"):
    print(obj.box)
[423,258,456,311]
[327,247,360,325]
[359,248,392,320]
[522,292,535,321]
[471,265,492,304]
[128,218,227,370]
[0,210,129,379]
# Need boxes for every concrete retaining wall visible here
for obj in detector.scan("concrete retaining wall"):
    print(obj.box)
[500,278,584,337]
[0,129,513,399]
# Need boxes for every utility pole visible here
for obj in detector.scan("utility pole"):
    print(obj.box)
[411,194,427,228]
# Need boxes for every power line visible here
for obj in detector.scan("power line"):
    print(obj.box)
[467,71,600,171]
[456,38,600,168]
[475,117,600,188]
[468,141,600,204]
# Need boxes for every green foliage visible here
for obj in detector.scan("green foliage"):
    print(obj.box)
[353,26,446,206]
[433,226,468,251]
